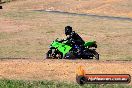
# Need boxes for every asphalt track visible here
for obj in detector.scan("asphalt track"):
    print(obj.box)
[34,10,132,21]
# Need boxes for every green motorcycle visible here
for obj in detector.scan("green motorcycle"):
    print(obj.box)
[46,38,99,60]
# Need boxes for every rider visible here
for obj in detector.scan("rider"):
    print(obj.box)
[64,26,85,45]
[63,26,85,56]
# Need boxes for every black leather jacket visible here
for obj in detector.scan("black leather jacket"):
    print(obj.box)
[66,31,85,46]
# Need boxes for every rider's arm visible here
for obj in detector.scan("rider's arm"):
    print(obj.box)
[66,32,74,41]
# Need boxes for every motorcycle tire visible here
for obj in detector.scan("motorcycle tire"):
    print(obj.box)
[46,50,52,59]
[46,49,63,59]
[93,51,99,60]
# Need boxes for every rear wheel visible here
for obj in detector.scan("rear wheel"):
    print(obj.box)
[93,51,99,60]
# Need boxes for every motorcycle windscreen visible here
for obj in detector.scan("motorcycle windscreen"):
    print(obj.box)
[51,41,72,56]
[84,41,96,47]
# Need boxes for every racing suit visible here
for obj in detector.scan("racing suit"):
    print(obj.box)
[65,31,85,56]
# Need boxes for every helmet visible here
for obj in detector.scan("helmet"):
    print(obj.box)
[65,26,72,35]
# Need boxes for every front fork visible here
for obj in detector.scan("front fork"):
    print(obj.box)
[49,48,63,59]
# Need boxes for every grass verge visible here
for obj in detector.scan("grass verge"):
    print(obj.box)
[0,79,131,88]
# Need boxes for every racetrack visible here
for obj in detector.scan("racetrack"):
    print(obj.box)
[0,59,132,84]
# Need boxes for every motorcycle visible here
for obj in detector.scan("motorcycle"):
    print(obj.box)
[46,38,99,60]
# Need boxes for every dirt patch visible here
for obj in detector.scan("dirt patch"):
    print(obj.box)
[0,59,131,85]
[0,18,32,33]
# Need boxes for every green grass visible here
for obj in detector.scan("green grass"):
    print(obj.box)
[0,79,131,88]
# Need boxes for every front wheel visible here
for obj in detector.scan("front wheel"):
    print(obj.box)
[46,49,63,59]
[46,49,52,59]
